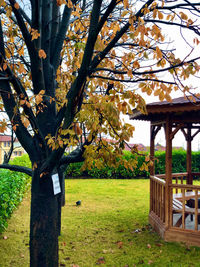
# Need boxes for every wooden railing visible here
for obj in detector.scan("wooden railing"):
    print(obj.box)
[150,173,200,230]
[150,175,165,223]
[170,184,200,230]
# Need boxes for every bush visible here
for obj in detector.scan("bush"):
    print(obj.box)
[0,154,31,233]
[65,149,200,179]
[154,150,200,175]
[65,151,149,179]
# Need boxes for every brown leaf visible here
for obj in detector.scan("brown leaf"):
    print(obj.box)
[60,264,66,267]
[96,257,105,265]
[155,243,162,247]
[116,241,123,249]
[38,49,47,59]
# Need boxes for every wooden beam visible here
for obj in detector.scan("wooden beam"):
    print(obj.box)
[192,128,200,139]
[170,123,184,140]
[181,128,187,139]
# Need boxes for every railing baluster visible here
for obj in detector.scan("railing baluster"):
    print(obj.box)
[182,189,185,229]
[195,189,198,231]
[159,184,162,218]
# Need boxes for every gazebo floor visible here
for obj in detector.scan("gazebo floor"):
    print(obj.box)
[149,211,200,247]
[173,214,200,230]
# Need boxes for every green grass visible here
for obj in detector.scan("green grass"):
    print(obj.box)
[1,179,200,266]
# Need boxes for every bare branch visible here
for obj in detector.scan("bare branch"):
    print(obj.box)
[0,163,32,176]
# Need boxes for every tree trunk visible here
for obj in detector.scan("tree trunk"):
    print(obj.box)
[30,169,59,267]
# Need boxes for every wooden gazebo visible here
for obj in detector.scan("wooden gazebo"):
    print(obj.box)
[130,96,200,246]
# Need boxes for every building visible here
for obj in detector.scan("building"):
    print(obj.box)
[0,135,25,164]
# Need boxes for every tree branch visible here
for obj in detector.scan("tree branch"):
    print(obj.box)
[52,5,72,70]
[0,163,32,176]
[90,75,176,84]
[89,0,155,71]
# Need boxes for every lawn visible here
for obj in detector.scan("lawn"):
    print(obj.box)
[0,179,200,267]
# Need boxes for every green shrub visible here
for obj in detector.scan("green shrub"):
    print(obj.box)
[154,150,200,175]
[0,154,31,233]
[65,151,149,179]
[65,149,200,179]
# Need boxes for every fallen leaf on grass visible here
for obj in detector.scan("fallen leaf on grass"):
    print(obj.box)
[148,260,153,265]
[116,241,123,249]
[3,236,8,240]
[155,243,162,247]
[102,249,114,254]
[147,244,151,249]
[96,257,105,265]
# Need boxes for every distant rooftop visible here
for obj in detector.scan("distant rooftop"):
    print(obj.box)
[0,135,12,142]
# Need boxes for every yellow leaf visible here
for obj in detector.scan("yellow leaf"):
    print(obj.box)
[38,49,47,59]
[3,63,7,71]
[39,90,45,95]
[35,94,43,105]
[158,11,163,20]
[156,46,162,59]
[18,47,24,57]
[180,12,188,20]
[32,162,37,170]
[123,0,129,9]
[13,124,19,131]
[18,63,26,74]
[31,29,40,41]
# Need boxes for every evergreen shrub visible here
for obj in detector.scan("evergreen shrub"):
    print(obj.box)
[0,154,31,233]
[65,149,200,179]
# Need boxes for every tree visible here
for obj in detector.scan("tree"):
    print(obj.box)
[0,0,200,266]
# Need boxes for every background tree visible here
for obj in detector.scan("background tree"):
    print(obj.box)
[0,0,200,266]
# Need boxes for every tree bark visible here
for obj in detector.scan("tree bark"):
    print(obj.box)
[57,167,65,236]
[30,169,59,267]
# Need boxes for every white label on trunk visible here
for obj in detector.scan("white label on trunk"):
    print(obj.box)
[52,173,61,195]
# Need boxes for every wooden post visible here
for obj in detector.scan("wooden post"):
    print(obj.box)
[150,124,155,212]
[186,126,192,185]
[150,124,155,176]
[165,116,172,228]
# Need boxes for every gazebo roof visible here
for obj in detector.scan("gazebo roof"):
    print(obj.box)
[130,96,200,122]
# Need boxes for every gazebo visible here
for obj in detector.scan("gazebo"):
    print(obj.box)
[130,96,200,246]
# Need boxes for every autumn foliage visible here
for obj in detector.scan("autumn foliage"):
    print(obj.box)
[0,0,200,266]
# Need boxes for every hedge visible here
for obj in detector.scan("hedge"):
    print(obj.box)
[65,150,200,179]
[0,154,31,233]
